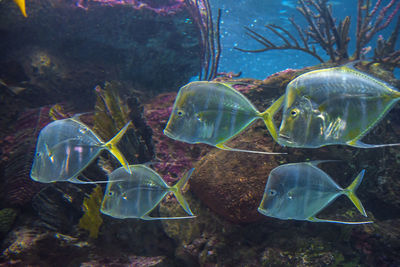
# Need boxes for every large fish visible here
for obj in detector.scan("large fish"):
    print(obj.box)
[101,165,195,220]
[278,65,400,148]
[164,81,284,154]
[30,116,131,183]
[258,161,372,224]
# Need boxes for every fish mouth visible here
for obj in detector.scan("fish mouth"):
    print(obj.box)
[163,128,175,139]
[257,207,269,216]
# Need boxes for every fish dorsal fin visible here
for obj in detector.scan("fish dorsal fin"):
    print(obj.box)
[306,160,342,167]
[218,81,248,89]
[308,216,373,225]
[141,215,197,220]
[216,143,286,155]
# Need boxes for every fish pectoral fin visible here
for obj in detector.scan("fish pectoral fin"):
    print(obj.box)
[308,216,373,225]
[216,143,285,155]
[68,176,122,184]
[141,215,196,220]
[348,139,400,148]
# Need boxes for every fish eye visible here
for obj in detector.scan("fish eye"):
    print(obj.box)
[177,110,185,116]
[108,191,114,196]
[268,189,277,196]
[36,152,41,157]
[290,108,299,117]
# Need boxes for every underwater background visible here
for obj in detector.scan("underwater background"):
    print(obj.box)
[1,0,400,266]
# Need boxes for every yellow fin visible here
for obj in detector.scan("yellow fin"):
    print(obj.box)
[13,0,27,17]
[216,143,285,155]
[259,94,285,142]
[308,216,372,224]
[171,168,195,216]
[104,121,132,173]
[344,170,367,217]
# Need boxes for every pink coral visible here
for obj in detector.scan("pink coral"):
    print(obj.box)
[75,0,185,15]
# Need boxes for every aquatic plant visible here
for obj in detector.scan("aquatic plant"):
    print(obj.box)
[236,0,400,66]
[185,0,222,80]
[78,185,103,238]
[94,81,154,171]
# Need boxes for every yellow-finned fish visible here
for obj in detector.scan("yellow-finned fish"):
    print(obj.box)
[164,81,284,154]
[13,0,27,17]
[278,64,400,148]
[258,161,373,224]
[30,116,131,184]
[101,165,195,220]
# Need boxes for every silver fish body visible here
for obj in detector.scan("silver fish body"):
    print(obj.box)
[164,81,284,154]
[101,165,194,220]
[31,117,130,183]
[278,66,400,148]
[258,161,372,224]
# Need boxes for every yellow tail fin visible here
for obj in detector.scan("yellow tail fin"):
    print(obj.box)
[105,121,131,173]
[259,94,285,142]
[13,0,27,17]
[172,168,195,216]
[344,169,367,217]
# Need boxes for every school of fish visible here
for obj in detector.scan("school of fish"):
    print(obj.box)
[30,63,400,224]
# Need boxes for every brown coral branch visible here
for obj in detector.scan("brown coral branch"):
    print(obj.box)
[354,0,400,59]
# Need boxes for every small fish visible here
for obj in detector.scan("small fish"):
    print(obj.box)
[164,81,284,154]
[13,0,27,17]
[258,161,372,224]
[30,116,131,183]
[278,64,400,148]
[101,165,195,220]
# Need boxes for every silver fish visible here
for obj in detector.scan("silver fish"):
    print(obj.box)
[30,116,131,183]
[258,161,372,224]
[101,165,195,220]
[164,81,284,154]
[278,64,400,148]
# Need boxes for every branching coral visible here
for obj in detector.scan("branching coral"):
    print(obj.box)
[78,185,103,238]
[236,0,400,67]
[76,0,186,15]
[185,0,221,80]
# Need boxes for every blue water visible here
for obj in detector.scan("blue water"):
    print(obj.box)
[210,0,400,79]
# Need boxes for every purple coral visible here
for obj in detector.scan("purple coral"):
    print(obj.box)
[75,0,185,15]
[144,93,209,184]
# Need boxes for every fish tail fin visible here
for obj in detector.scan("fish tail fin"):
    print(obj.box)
[259,94,285,142]
[343,169,367,217]
[171,168,195,216]
[13,0,27,17]
[105,121,132,173]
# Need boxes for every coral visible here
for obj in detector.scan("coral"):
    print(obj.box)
[94,81,154,172]
[76,0,186,15]
[185,0,222,80]
[144,92,209,184]
[32,183,85,233]
[237,0,400,67]
[78,185,103,239]
[0,106,52,206]
[0,208,18,236]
